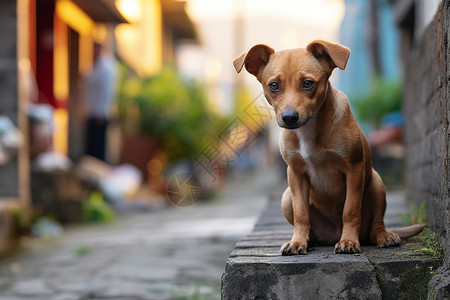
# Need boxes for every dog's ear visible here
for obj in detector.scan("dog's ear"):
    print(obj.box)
[233,44,275,80]
[306,40,350,70]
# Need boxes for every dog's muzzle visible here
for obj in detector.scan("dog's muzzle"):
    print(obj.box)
[281,110,299,128]
[279,110,312,129]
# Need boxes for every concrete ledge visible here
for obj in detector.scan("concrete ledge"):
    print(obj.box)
[221,197,442,299]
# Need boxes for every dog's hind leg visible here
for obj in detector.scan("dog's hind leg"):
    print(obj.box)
[281,187,294,225]
[365,170,402,247]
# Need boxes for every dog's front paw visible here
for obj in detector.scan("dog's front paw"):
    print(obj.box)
[334,239,361,254]
[375,231,401,248]
[280,240,308,255]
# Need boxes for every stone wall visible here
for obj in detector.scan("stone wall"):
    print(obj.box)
[0,1,19,197]
[403,2,450,295]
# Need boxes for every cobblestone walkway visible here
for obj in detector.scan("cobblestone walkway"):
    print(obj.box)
[0,165,409,300]
[0,168,279,300]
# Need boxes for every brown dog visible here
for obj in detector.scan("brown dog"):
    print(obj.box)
[233,40,424,255]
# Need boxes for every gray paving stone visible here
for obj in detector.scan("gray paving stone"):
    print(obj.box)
[8,279,53,296]
[49,293,82,300]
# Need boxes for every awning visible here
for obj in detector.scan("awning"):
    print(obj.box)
[71,0,128,23]
[161,0,199,43]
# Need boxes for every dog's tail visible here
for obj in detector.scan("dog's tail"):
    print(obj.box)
[390,224,427,240]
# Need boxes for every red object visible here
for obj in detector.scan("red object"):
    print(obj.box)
[36,0,56,107]
[120,135,159,179]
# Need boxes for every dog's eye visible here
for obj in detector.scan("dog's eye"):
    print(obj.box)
[269,81,280,92]
[303,80,315,90]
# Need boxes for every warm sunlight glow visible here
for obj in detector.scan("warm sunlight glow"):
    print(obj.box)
[56,0,94,36]
[187,0,345,29]
[115,0,142,23]
[53,15,68,103]
[79,34,94,75]
[53,108,68,155]
[56,0,105,75]
[115,0,162,76]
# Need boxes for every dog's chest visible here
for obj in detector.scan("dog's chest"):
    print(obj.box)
[299,138,314,158]
[296,134,345,198]
[296,126,316,158]
[296,129,319,162]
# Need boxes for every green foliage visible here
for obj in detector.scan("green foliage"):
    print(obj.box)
[12,208,32,236]
[82,191,116,223]
[428,265,435,276]
[400,202,443,259]
[400,202,428,226]
[75,245,92,256]
[116,65,231,161]
[412,228,444,259]
[171,284,217,300]
[352,77,403,126]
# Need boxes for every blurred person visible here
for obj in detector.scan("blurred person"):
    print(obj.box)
[83,43,117,161]
[368,111,403,149]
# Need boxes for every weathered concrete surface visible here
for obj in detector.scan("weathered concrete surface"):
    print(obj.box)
[222,196,442,300]
[223,248,383,299]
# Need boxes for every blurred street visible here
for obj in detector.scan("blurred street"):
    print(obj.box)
[0,162,411,300]
[0,166,281,300]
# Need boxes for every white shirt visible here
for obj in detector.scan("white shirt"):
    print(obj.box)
[85,55,117,118]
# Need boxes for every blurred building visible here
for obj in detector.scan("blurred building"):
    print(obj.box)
[337,0,400,104]
[116,0,198,77]
[0,0,198,254]
[394,0,441,59]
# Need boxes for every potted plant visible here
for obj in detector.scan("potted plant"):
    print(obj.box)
[116,65,229,183]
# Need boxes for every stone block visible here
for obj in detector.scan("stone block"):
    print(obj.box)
[428,267,450,300]
[222,248,383,300]
[222,199,441,299]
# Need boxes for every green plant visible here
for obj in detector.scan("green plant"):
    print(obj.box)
[171,284,217,300]
[75,245,92,256]
[82,191,116,223]
[428,265,435,276]
[12,208,33,236]
[412,228,444,259]
[400,202,443,259]
[116,65,231,162]
[352,77,403,127]
[400,202,428,226]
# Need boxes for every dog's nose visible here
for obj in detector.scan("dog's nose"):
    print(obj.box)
[281,110,299,126]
